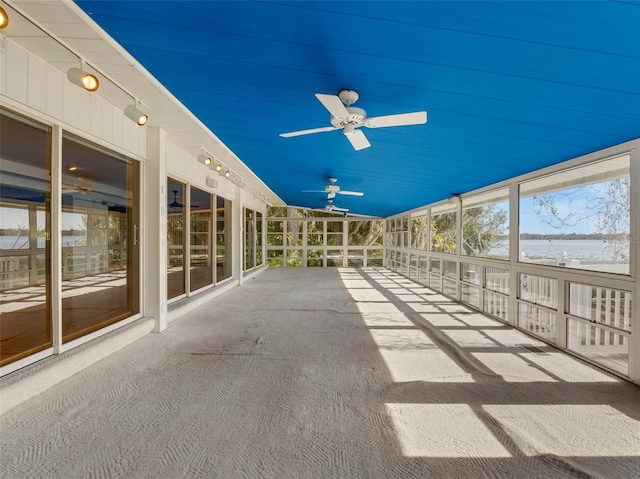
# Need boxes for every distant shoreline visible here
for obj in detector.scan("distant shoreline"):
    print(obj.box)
[518,233,625,241]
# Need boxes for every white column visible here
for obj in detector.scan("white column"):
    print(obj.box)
[235,187,244,284]
[145,126,168,332]
[343,217,348,267]
[507,183,519,327]
[302,214,308,267]
[629,143,640,384]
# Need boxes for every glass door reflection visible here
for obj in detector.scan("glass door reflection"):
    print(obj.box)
[61,133,139,343]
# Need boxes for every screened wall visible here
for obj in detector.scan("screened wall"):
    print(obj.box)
[266,208,384,268]
[385,148,636,380]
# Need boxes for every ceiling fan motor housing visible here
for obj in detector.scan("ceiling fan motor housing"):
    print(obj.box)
[331,106,366,130]
[338,89,359,105]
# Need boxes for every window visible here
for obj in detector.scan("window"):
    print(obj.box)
[0,110,52,366]
[167,179,186,299]
[61,133,139,343]
[461,262,480,308]
[190,186,212,291]
[484,267,509,322]
[519,155,630,274]
[256,212,263,266]
[518,274,557,342]
[307,220,324,246]
[411,215,428,250]
[245,208,256,270]
[268,219,284,247]
[567,283,631,375]
[348,220,383,246]
[217,196,232,281]
[327,221,343,246]
[286,220,303,246]
[462,188,508,259]
[431,205,456,253]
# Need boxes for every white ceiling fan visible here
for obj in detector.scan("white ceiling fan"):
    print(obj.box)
[302,177,364,200]
[280,90,427,150]
[324,200,349,213]
[62,177,93,194]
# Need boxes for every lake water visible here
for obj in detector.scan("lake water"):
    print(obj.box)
[0,236,626,264]
[0,236,83,249]
[488,239,625,263]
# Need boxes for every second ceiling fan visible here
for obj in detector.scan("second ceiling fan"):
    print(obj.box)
[280,90,427,150]
[302,177,364,200]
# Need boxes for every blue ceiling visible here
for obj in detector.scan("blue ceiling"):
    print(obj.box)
[76,1,640,217]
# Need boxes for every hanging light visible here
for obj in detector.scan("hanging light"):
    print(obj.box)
[0,6,9,29]
[124,102,148,126]
[67,66,99,92]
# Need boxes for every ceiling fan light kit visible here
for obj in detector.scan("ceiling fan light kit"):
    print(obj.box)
[280,89,427,150]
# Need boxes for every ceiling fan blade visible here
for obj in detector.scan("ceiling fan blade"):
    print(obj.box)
[280,126,337,138]
[315,93,350,118]
[332,206,349,212]
[301,190,327,193]
[365,111,427,128]
[337,190,364,196]
[346,129,371,150]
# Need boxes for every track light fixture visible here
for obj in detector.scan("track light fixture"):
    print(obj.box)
[67,64,99,92]
[0,6,9,29]
[5,3,157,128]
[213,162,223,173]
[224,169,231,178]
[124,101,148,126]
[198,153,213,166]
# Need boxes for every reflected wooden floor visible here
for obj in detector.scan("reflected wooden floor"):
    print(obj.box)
[0,271,130,365]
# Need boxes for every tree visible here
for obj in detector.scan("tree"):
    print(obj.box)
[461,204,508,256]
[431,211,456,253]
[533,177,630,262]
[348,220,383,246]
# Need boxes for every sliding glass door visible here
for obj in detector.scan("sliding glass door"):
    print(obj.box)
[0,110,51,366]
[61,133,139,343]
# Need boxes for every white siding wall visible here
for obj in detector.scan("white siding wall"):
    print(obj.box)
[1,37,147,158]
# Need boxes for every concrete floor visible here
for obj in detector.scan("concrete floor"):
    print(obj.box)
[1,268,639,478]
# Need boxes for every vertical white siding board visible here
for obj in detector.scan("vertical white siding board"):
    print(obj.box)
[27,54,47,112]
[90,93,102,136]
[112,109,123,146]
[102,102,113,143]
[46,65,63,117]
[62,79,78,126]
[138,127,148,157]
[0,36,7,94]
[77,91,91,132]
[6,41,28,103]
[122,115,132,151]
